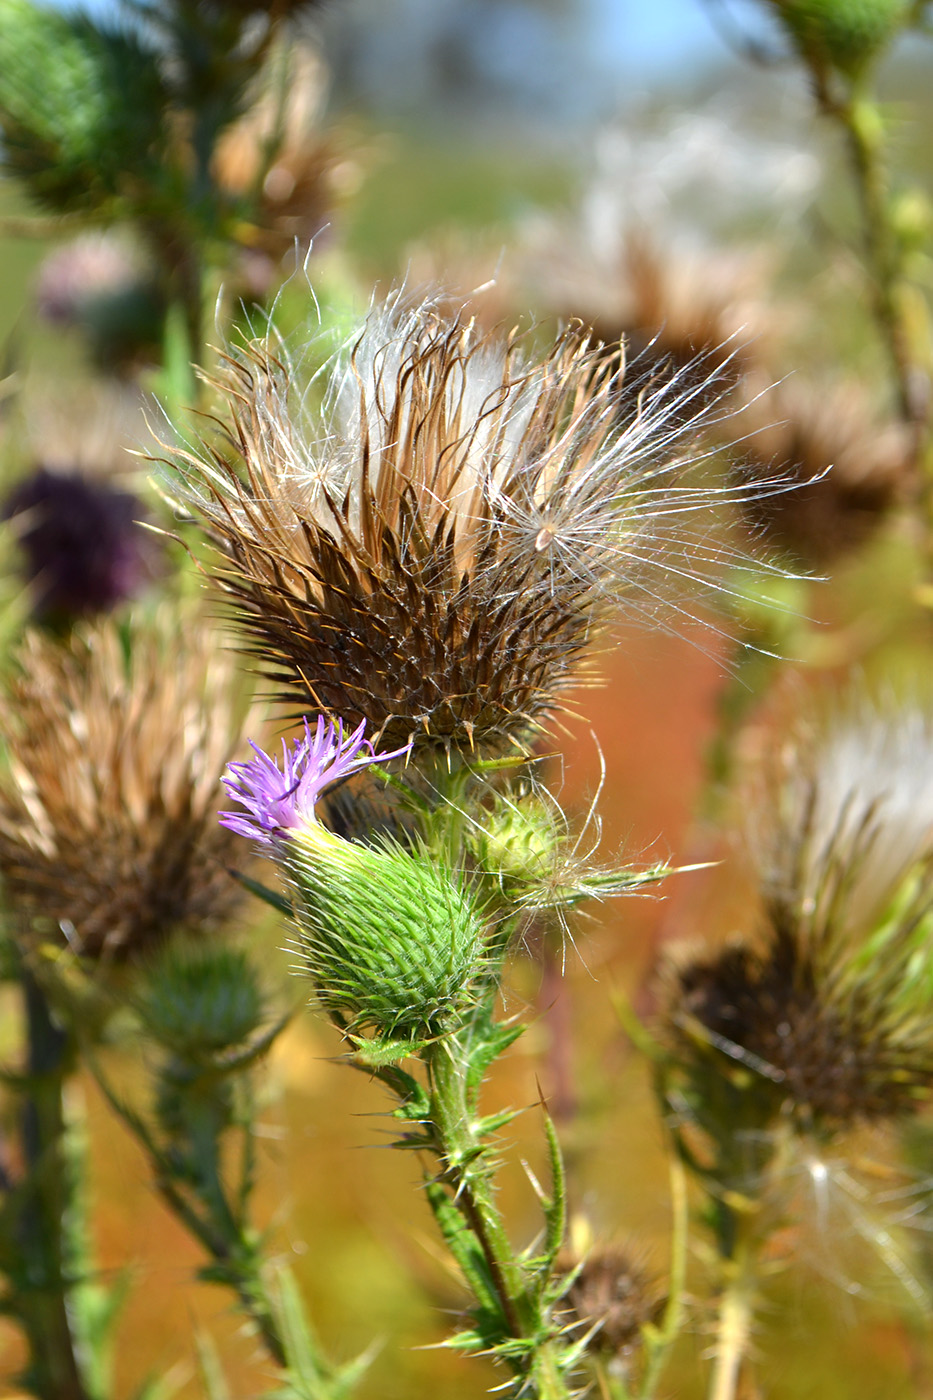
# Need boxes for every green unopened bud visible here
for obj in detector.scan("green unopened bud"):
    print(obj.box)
[138,944,265,1057]
[769,0,910,80]
[288,827,483,1036]
[470,796,560,893]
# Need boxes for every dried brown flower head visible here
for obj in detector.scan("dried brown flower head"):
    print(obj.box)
[166,294,775,757]
[662,707,933,1132]
[587,236,764,404]
[0,614,247,960]
[560,1244,663,1358]
[737,377,910,564]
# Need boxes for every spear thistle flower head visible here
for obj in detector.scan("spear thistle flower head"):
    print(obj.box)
[164,291,786,758]
[220,715,410,847]
[219,716,478,1038]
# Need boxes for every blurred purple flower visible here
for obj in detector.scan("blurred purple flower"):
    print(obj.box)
[35,234,147,326]
[221,715,410,847]
[2,467,161,620]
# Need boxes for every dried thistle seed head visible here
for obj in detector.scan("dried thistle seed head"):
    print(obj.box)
[559,1244,663,1358]
[166,293,779,757]
[663,929,933,1129]
[663,706,933,1132]
[757,705,933,954]
[583,236,765,416]
[736,378,910,565]
[0,614,247,960]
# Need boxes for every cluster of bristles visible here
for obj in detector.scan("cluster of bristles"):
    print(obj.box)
[660,708,933,1138]
[167,296,779,758]
[0,616,245,960]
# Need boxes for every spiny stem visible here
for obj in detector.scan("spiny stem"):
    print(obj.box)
[16,971,95,1400]
[815,77,929,454]
[637,1157,689,1400]
[424,1038,574,1399]
[426,1038,528,1333]
[88,1050,291,1373]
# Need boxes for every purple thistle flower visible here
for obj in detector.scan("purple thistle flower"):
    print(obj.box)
[220,715,409,847]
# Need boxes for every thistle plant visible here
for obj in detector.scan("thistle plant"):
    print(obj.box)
[155,287,802,1398]
[0,612,353,1398]
[655,704,933,1399]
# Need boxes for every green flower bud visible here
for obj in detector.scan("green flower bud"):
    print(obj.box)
[138,944,265,1057]
[287,827,483,1036]
[769,0,910,80]
[470,797,560,893]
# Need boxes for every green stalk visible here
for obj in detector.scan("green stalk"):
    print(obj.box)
[426,1038,529,1332]
[15,971,95,1400]
[636,1158,689,1400]
[706,1207,759,1400]
[813,76,929,457]
[424,1037,573,1400]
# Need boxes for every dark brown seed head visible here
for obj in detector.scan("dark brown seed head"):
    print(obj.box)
[0,615,247,960]
[737,377,910,565]
[662,708,933,1133]
[166,295,769,758]
[666,929,933,1129]
[560,1244,664,1357]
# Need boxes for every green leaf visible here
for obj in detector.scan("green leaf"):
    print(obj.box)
[540,1113,567,1278]
[423,1178,503,1324]
[457,1001,525,1106]
[225,866,293,918]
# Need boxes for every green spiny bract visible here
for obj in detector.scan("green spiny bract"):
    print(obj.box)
[768,0,910,80]
[138,944,265,1058]
[287,828,484,1037]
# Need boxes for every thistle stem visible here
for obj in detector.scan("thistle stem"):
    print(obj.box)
[153,1171,289,1372]
[424,1038,573,1399]
[637,1158,689,1400]
[815,77,929,454]
[426,1038,528,1333]
[707,1227,758,1400]
[15,971,94,1400]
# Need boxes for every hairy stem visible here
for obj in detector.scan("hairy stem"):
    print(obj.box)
[816,78,929,454]
[426,1038,528,1332]
[425,1037,573,1399]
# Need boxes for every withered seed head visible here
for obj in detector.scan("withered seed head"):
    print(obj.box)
[662,707,933,1132]
[560,1244,663,1357]
[0,613,247,960]
[167,294,776,757]
[737,377,910,565]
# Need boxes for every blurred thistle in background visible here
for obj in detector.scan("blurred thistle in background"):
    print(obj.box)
[0,613,247,960]
[2,467,162,622]
[660,700,933,1193]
